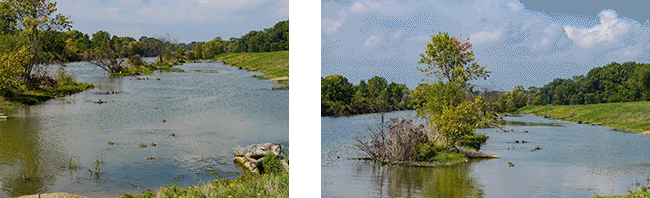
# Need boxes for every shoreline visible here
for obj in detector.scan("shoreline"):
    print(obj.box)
[212,51,289,86]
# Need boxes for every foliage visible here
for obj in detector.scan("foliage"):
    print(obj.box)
[321,75,354,103]
[411,81,465,117]
[418,31,489,92]
[456,133,488,151]
[321,75,411,116]
[1,0,72,82]
[431,151,468,163]
[0,47,31,94]
[262,151,285,174]
[432,97,484,143]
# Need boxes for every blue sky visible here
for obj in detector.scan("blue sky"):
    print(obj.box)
[321,0,650,90]
[56,0,289,43]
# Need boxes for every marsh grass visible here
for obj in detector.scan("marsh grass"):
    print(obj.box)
[594,175,650,198]
[518,101,650,132]
[67,155,80,170]
[88,154,106,179]
[213,51,289,85]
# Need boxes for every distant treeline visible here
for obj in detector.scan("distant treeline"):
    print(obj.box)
[495,62,650,112]
[321,75,411,116]
[0,20,288,62]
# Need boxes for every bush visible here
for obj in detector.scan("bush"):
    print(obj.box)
[127,54,145,66]
[432,151,467,163]
[262,151,285,174]
[356,117,427,162]
[456,133,488,150]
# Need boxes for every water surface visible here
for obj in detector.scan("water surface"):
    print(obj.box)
[322,111,650,197]
[0,61,288,197]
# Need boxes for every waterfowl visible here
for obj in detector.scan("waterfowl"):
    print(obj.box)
[140,143,147,148]
[155,107,158,110]
[146,157,154,160]
[151,142,156,147]
[534,145,542,150]
[162,119,166,123]
[108,141,114,145]
[171,133,175,137]
[508,161,514,167]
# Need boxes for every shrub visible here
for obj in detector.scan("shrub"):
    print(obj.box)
[356,117,427,162]
[456,133,488,150]
[262,151,285,174]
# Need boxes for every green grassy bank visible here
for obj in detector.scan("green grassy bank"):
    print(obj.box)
[518,101,650,133]
[1,78,94,112]
[213,51,289,85]
[119,172,288,198]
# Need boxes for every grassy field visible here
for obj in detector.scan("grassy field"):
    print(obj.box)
[518,101,650,133]
[213,51,289,85]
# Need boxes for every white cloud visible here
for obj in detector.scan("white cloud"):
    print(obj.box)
[539,36,550,46]
[616,47,642,57]
[508,1,523,12]
[322,0,415,35]
[470,29,504,45]
[364,34,381,48]
[322,19,343,35]
[543,23,559,36]
[564,10,631,49]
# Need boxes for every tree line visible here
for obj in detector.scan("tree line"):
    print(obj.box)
[321,75,411,116]
[494,62,650,112]
[0,0,288,104]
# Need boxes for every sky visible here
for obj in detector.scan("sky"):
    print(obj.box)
[55,0,289,43]
[321,0,650,91]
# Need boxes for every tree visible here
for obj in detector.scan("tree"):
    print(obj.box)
[83,43,127,74]
[2,0,72,83]
[321,75,354,103]
[418,32,489,92]
[415,32,490,145]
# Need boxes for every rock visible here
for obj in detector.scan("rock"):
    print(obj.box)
[0,115,6,119]
[233,143,289,173]
[642,131,650,136]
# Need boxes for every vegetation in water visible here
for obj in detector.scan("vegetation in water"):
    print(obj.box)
[355,32,492,165]
[595,176,650,198]
[518,101,650,132]
[321,75,411,116]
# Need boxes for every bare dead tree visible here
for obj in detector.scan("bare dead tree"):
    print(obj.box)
[83,43,127,74]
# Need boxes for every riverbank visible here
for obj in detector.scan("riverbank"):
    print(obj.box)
[0,81,94,113]
[518,101,650,133]
[213,51,289,85]
[120,172,288,198]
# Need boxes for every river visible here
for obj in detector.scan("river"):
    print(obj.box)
[0,60,288,197]
[322,111,650,197]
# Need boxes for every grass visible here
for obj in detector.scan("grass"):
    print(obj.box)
[213,51,289,85]
[119,172,289,198]
[518,101,650,133]
[431,151,468,163]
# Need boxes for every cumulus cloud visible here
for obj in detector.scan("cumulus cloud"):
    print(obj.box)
[564,10,631,49]
[322,18,343,35]
[470,29,504,45]
[364,34,382,48]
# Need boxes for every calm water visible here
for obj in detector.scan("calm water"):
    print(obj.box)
[0,61,288,197]
[322,111,650,197]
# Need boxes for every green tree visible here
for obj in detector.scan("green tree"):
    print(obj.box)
[418,32,489,92]
[2,0,72,82]
[321,75,354,103]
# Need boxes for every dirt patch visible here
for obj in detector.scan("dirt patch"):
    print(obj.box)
[18,192,90,198]
[269,76,289,83]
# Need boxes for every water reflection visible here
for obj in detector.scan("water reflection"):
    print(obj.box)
[0,109,66,197]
